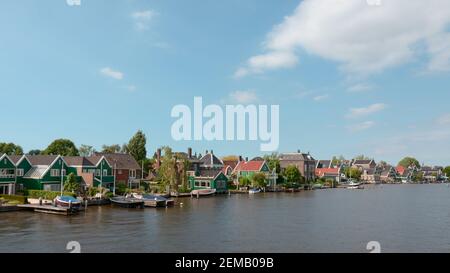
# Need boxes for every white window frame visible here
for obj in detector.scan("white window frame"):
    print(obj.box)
[16,169,24,177]
[103,169,108,176]
[50,169,60,177]
[129,169,136,178]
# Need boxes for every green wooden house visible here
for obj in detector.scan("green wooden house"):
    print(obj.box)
[233,159,277,187]
[64,155,115,190]
[0,154,16,195]
[189,170,228,193]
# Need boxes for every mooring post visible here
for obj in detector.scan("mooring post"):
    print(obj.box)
[197,192,199,199]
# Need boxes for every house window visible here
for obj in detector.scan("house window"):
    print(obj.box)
[62,169,66,176]
[129,170,136,178]
[50,169,60,177]
[95,169,101,176]
[195,181,200,187]
[103,169,108,176]
[201,181,206,187]
[44,184,61,191]
[16,169,24,177]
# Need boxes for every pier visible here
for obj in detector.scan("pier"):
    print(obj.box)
[17,204,81,216]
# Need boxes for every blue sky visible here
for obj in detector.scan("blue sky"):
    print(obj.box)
[1,0,450,165]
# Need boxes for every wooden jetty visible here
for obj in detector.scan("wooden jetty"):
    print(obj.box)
[17,204,81,216]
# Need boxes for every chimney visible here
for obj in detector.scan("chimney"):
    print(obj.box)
[239,155,243,162]
[297,149,301,153]
[188,147,192,158]
[211,150,214,154]
[157,148,161,160]
[245,157,249,162]
[206,150,209,154]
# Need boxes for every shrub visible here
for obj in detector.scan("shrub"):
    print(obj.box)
[0,194,27,204]
[26,190,76,200]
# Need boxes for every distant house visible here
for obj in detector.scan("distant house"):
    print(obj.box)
[63,155,114,190]
[421,166,442,182]
[188,151,228,193]
[360,168,381,184]
[352,159,377,170]
[315,167,341,182]
[380,166,398,184]
[316,160,332,169]
[233,159,277,187]
[95,153,142,188]
[279,151,316,182]
[0,154,16,195]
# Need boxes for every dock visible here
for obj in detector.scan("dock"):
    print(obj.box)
[17,204,81,216]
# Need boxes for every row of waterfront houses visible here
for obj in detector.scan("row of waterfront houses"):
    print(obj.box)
[0,153,141,195]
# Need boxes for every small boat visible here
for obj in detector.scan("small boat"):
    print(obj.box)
[132,193,174,207]
[110,196,144,208]
[191,188,216,197]
[312,184,323,190]
[55,196,81,209]
[347,181,364,190]
[248,188,261,194]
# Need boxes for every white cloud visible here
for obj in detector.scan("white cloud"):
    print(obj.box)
[234,51,298,78]
[437,113,450,125]
[228,90,259,104]
[348,121,375,132]
[347,83,374,93]
[100,67,124,80]
[236,0,450,77]
[131,10,158,31]
[347,103,386,119]
[313,94,329,101]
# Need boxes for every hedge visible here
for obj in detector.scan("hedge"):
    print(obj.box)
[0,194,27,204]
[26,190,76,200]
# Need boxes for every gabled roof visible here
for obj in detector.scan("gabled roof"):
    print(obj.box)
[199,153,224,167]
[222,160,238,170]
[94,153,141,170]
[317,160,331,168]
[396,166,406,175]
[234,160,266,172]
[63,156,95,167]
[195,168,224,179]
[26,155,59,166]
[315,168,339,176]
[0,153,14,165]
[8,155,24,165]
[279,153,315,161]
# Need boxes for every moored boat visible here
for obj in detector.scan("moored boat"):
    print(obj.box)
[131,193,174,207]
[55,196,82,209]
[191,188,216,197]
[346,181,364,189]
[248,188,261,194]
[110,196,144,208]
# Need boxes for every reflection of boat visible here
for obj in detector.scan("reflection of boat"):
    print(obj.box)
[55,196,81,209]
[249,188,261,194]
[132,193,174,207]
[347,181,364,189]
[191,188,216,197]
[110,196,144,208]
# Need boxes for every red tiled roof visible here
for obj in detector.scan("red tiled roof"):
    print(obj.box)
[234,161,265,172]
[315,168,339,176]
[396,166,406,175]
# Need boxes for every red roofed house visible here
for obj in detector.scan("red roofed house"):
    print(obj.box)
[315,167,341,183]
[233,159,277,188]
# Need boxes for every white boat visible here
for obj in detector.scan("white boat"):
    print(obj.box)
[191,188,216,197]
[248,188,261,194]
[347,181,364,190]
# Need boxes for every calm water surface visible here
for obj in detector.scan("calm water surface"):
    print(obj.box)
[2,184,450,253]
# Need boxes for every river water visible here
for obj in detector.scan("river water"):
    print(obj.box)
[1,184,450,253]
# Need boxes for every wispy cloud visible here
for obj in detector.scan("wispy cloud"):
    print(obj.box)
[347,121,375,132]
[228,90,259,104]
[100,67,124,80]
[346,103,387,119]
[347,83,374,93]
[234,51,298,78]
[313,94,330,101]
[131,10,158,31]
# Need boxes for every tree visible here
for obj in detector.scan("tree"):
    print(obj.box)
[157,147,178,192]
[238,176,251,187]
[331,155,346,166]
[64,173,79,193]
[101,144,121,154]
[344,167,362,181]
[252,173,267,188]
[0,142,24,155]
[413,172,424,183]
[222,155,239,161]
[444,166,450,178]
[79,145,95,157]
[283,165,303,183]
[263,153,281,174]
[354,155,370,160]
[28,149,42,155]
[127,130,147,163]
[43,139,79,156]
[398,157,420,169]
